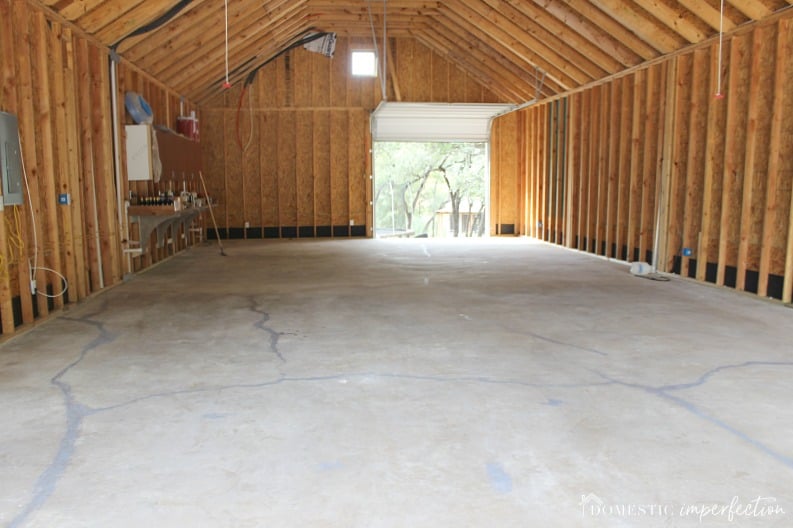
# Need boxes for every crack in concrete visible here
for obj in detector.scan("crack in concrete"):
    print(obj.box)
[89,371,614,414]
[497,321,609,356]
[247,296,285,363]
[12,293,790,525]
[593,362,793,470]
[524,330,608,356]
[9,313,116,528]
[654,360,793,393]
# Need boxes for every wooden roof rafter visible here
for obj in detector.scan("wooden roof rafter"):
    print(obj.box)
[424,14,560,98]
[30,0,793,104]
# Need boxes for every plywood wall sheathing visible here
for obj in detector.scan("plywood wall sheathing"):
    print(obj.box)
[490,10,793,304]
[759,19,793,297]
[202,37,502,239]
[697,44,727,284]
[0,1,199,335]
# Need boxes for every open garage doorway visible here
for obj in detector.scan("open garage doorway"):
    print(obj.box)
[370,102,513,238]
[373,141,487,238]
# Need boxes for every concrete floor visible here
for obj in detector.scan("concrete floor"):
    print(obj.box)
[1,238,792,527]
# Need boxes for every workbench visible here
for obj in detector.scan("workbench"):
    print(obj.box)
[126,204,206,255]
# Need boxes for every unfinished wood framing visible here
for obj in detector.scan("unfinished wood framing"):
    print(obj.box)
[0,1,200,336]
[5,1,793,342]
[0,1,120,335]
[201,37,501,240]
[490,11,793,303]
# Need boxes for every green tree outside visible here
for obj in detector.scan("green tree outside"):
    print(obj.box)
[373,142,487,238]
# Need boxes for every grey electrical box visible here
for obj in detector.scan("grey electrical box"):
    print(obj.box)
[0,111,24,206]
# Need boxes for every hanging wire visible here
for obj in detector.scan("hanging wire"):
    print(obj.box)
[382,0,388,100]
[715,0,725,98]
[235,86,255,152]
[19,133,69,299]
[367,2,385,100]
[245,87,254,152]
[223,0,231,89]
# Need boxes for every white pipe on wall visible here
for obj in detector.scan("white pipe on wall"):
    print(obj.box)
[109,54,131,276]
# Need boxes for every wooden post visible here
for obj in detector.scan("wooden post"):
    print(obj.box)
[94,48,122,285]
[616,76,633,260]
[538,105,547,240]
[716,35,750,286]
[47,20,75,307]
[13,2,39,324]
[517,110,527,236]
[640,64,661,263]
[585,87,599,252]
[665,55,692,273]
[605,79,621,258]
[0,0,19,333]
[697,44,726,283]
[785,185,793,303]
[758,20,791,297]
[564,95,578,249]
[76,39,102,293]
[527,108,536,237]
[654,56,678,272]
[737,26,774,292]
[627,69,645,262]
[596,85,609,255]
[681,49,708,279]
[62,27,89,300]
[578,90,591,251]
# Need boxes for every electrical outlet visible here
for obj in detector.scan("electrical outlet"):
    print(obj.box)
[30,279,36,295]
[244,221,250,228]
[58,193,71,205]
[682,247,693,257]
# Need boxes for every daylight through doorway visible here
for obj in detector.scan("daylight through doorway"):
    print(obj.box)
[373,142,488,238]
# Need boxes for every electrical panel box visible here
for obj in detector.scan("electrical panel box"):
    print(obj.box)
[0,111,24,206]
[126,124,154,181]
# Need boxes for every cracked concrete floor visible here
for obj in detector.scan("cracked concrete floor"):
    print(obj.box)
[1,238,792,527]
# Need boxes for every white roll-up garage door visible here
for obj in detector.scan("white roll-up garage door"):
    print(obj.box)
[371,102,516,142]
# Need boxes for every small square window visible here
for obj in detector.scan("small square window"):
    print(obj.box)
[351,51,377,77]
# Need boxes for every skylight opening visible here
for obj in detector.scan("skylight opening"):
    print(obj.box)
[351,51,377,77]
